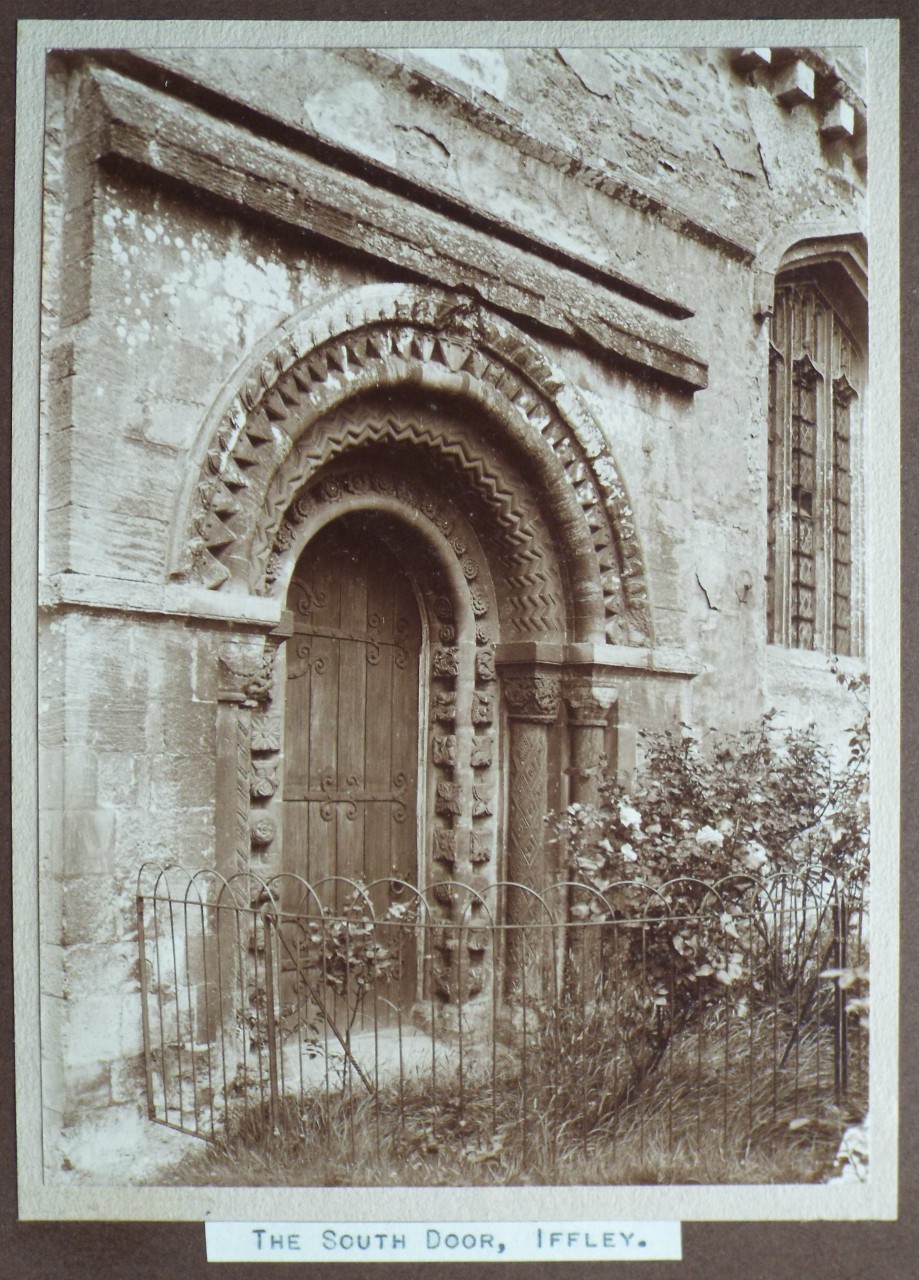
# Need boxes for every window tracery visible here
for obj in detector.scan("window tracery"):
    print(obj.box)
[766,259,866,657]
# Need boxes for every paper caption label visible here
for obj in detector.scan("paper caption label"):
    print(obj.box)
[205,1220,682,1262]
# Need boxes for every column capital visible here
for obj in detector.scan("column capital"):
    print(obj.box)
[562,674,617,727]
[218,636,279,705]
[501,667,562,723]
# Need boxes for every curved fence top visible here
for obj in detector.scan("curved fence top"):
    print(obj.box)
[136,863,866,924]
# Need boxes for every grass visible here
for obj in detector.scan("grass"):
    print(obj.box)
[159,1002,866,1187]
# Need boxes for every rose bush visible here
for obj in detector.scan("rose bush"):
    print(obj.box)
[548,673,869,1051]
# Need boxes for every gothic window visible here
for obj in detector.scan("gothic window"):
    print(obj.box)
[766,263,866,657]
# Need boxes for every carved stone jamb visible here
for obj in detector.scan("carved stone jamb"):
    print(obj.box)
[500,664,561,1000]
[215,631,288,875]
[563,677,617,810]
[501,667,562,889]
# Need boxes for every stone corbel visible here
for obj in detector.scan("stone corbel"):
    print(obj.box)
[218,635,282,706]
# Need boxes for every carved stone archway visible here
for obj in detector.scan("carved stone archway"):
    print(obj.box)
[181,286,648,959]
[171,283,652,649]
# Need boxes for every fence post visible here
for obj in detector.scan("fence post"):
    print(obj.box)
[833,889,850,1101]
[261,907,280,1131]
[136,892,157,1121]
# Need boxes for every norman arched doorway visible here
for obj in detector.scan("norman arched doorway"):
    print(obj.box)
[194,289,640,931]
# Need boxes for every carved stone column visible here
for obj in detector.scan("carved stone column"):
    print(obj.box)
[500,668,560,1002]
[564,682,616,810]
[503,669,562,893]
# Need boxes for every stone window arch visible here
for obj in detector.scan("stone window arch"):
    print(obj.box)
[765,239,867,657]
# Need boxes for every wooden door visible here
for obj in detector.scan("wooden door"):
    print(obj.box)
[284,518,422,896]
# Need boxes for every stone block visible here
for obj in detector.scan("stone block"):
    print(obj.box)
[41,992,65,1056]
[137,624,209,708]
[42,503,74,577]
[66,1063,113,1115]
[113,804,215,872]
[149,754,217,812]
[96,752,142,807]
[62,699,150,754]
[38,617,66,702]
[773,59,815,108]
[63,746,99,808]
[821,98,855,142]
[39,869,63,946]
[67,429,186,528]
[141,395,208,453]
[41,942,66,999]
[62,992,129,1068]
[731,48,771,73]
[118,990,146,1058]
[38,689,66,743]
[39,809,64,879]
[159,700,216,759]
[39,746,65,811]
[62,809,116,877]
[43,1101,68,1173]
[61,877,117,945]
[62,941,135,1003]
[41,1046,67,1117]
[66,503,171,582]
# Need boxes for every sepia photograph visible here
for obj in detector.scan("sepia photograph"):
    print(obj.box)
[12,18,900,1225]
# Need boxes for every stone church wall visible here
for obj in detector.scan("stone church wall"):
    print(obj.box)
[37,44,868,1177]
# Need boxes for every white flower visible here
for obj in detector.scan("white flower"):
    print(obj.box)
[618,800,642,830]
[743,841,769,872]
[715,953,744,984]
[718,818,733,835]
[620,843,638,862]
[695,825,724,848]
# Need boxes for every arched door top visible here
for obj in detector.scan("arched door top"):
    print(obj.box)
[171,283,652,647]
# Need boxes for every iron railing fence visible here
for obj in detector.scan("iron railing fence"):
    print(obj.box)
[136,865,867,1173]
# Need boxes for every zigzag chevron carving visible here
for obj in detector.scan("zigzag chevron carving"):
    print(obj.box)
[255,408,564,639]
[177,286,652,644]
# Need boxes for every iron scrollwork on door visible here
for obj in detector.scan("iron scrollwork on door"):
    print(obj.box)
[286,640,327,681]
[301,771,410,823]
